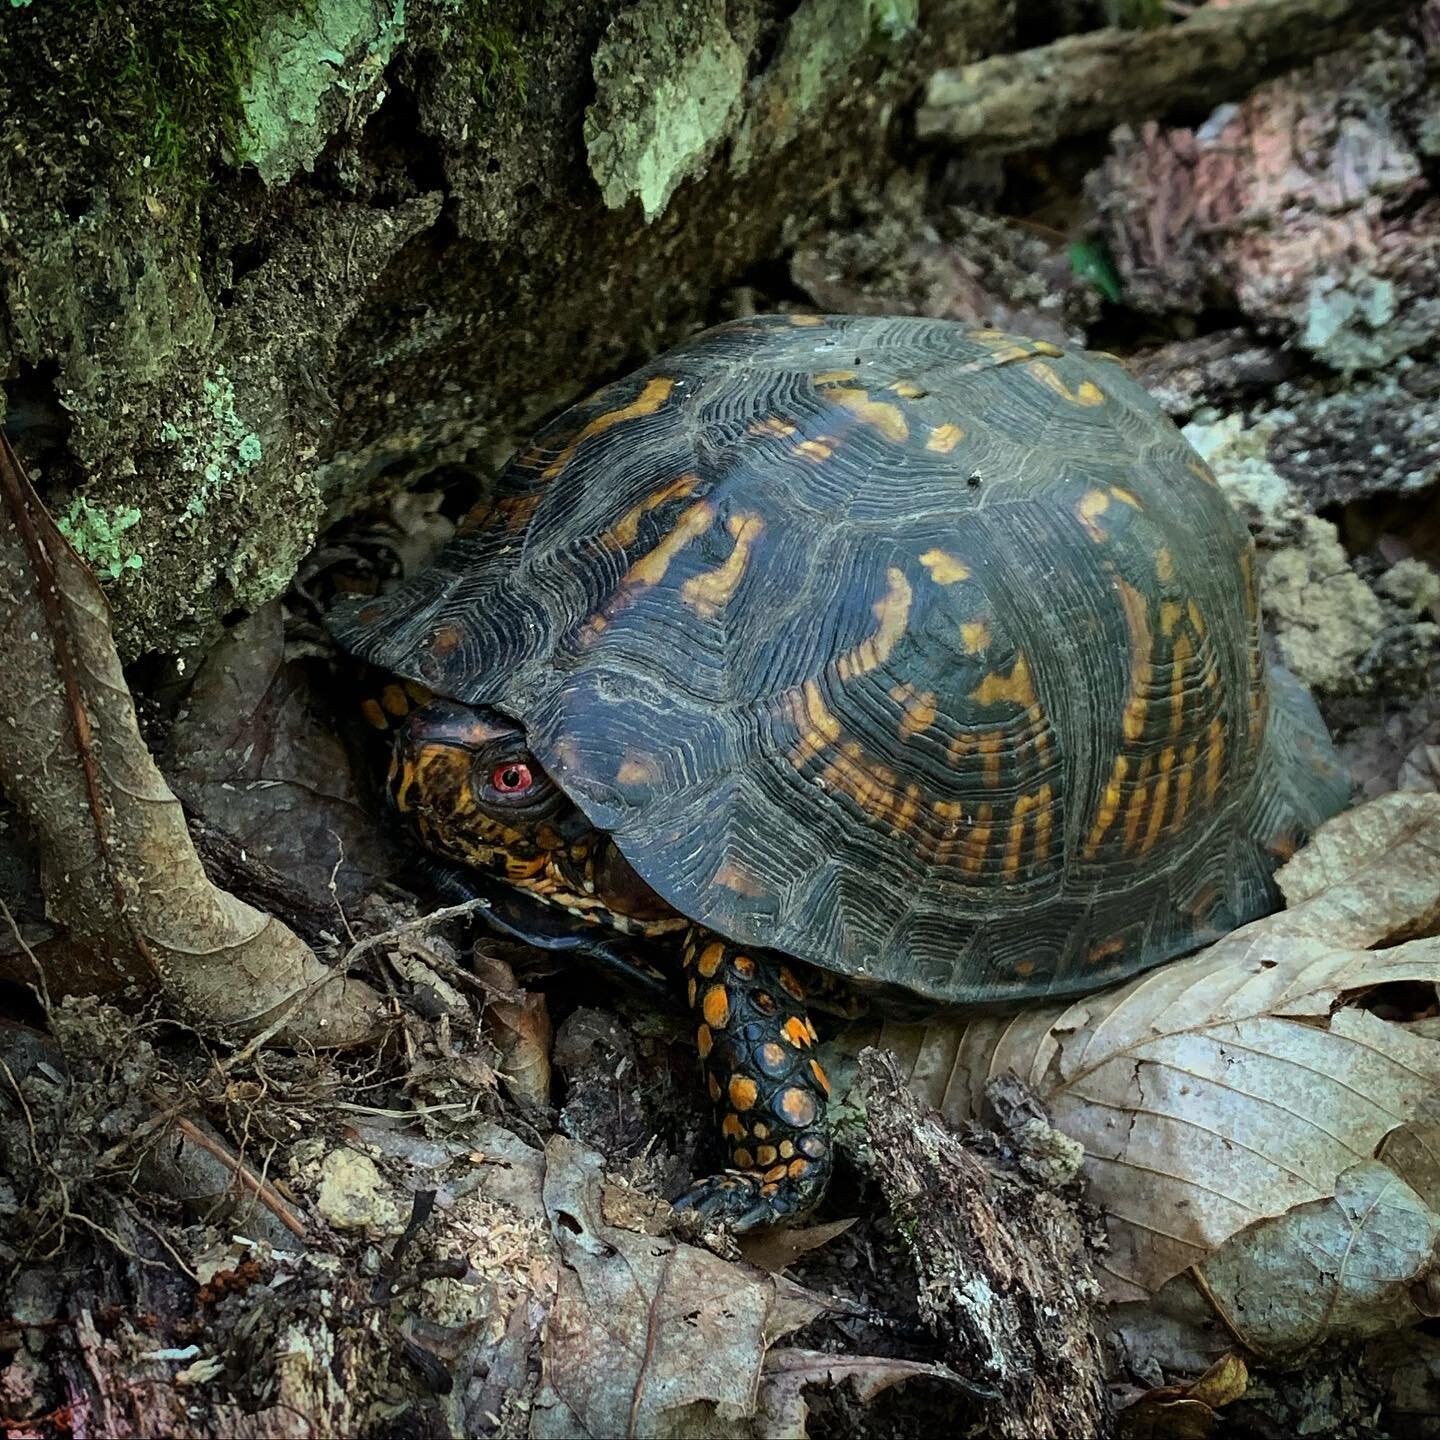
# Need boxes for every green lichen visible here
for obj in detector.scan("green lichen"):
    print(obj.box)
[235,0,406,184]
[585,0,746,223]
[57,499,144,581]
[156,366,263,518]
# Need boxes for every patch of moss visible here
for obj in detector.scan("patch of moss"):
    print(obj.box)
[429,0,527,106]
[57,498,144,582]
[2,0,296,192]
[156,365,264,518]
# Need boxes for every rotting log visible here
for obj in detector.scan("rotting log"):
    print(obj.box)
[917,0,1411,153]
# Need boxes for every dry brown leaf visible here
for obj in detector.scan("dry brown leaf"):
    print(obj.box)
[473,951,552,1109]
[166,603,406,908]
[864,933,1440,1304]
[1118,1353,1247,1440]
[738,1217,858,1275]
[756,1348,971,1440]
[1272,791,1440,946]
[0,435,382,1045]
[531,1135,824,1439]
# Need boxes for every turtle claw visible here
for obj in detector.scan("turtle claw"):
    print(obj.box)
[673,1160,830,1233]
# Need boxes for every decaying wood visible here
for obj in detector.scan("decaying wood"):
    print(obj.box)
[0,435,383,1047]
[916,0,1409,153]
[858,1049,1111,1440]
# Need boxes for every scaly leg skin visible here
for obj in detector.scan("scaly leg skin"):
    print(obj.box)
[672,929,834,1231]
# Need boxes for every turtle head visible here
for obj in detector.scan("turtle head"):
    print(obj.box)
[388,699,676,932]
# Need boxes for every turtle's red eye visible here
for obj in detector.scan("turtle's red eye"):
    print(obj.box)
[491,762,534,795]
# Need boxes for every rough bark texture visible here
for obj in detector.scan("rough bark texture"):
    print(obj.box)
[916,0,1409,152]
[0,0,1010,663]
[858,1049,1112,1440]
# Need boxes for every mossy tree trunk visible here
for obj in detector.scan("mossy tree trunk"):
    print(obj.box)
[0,0,1008,663]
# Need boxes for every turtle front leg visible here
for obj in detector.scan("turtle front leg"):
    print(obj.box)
[672,929,834,1231]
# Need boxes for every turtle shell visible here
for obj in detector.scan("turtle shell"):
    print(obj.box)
[333,314,1349,1007]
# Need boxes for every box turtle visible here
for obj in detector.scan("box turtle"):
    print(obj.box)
[330,313,1350,1229]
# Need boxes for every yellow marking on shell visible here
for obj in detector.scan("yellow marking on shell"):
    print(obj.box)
[1117,578,1153,744]
[697,1025,713,1059]
[887,378,927,399]
[1203,716,1226,807]
[542,376,675,479]
[708,1073,722,1102]
[1002,789,1036,878]
[919,548,969,583]
[1111,487,1142,509]
[698,942,725,978]
[782,1017,811,1048]
[980,732,1003,786]
[1139,748,1177,855]
[1077,489,1110,543]
[1033,787,1055,867]
[790,314,824,326]
[680,512,764,620]
[892,683,938,739]
[628,500,715,588]
[778,967,805,1000]
[753,1123,769,1139]
[361,698,387,730]
[1121,755,1155,851]
[1160,600,1183,637]
[818,743,905,828]
[733,955,757,978]
[1087,937,1125,965]
[970,654,1036,708]
[715,859,766,897]
[755,1144,777,1166]
[764,1163,788,1183]
[722,1113,745,1140]
[733,1147,754,1169]
[961,802,993,876]
[1189,459,1219,487]
[828,388,909,443]
[1169,632,1194,736]
[729,1075,759,1111]
[609,473,701,548]
[748,416,797,439]
[1083,754,1129,858]
[795,437,835,465]
[703,985,730,1028]
[1172,740,1199,829]
[617,756,655,786]
[812,369,858,385]
[960,620,991,655]
[779,1140,795,1159]
[835,567,911,681]
[379,684,409,718]
[926,423,965,454]
[1155,549,1176,584]
[1026,359,1105,406]
[791,679,843,766]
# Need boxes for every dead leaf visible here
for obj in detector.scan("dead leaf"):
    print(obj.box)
[166,602,406,908]
[473,951,552,1109]
[867,932,1440,1304]
[738,1217,858,1275]
[756,1348,972,1440]
[1118,1353,1248,1440]
[0,434,382,1046]
[1273,791,1440,946]
[531,1135,824,1439]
